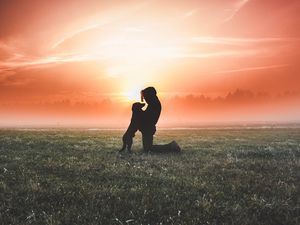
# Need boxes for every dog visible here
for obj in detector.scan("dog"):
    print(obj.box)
[119,102,145,153]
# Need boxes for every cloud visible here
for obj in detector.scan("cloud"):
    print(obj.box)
[182,9,198,18]
[172,36,300,59]
[1,0,298,76]
[1,34,298,77]
[51,24,102,50]
[171,50,259,59]
[190,37,300,46]
[121,27,145,33]
[218,0,300,37]
[223,0,250,23]
[0,52,93,75]
[214,64,290,74]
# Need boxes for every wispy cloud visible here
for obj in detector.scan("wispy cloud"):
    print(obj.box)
[121,27,145,33]
[214,64,290,74]
[223,0,250,23]
[0,52,92,75]
[170,36,300,59]
[1,34,296,75]
[190,36,300,45]
[172,50,259,59]
[1,6,299,79]
[51,24,102,49]
[182,9,198,18]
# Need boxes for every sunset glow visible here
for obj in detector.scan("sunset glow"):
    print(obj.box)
[0,0,300,127]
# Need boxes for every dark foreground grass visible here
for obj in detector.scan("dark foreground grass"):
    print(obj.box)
[0,128,299,225]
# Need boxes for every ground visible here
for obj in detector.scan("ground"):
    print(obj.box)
[0,128,299,225]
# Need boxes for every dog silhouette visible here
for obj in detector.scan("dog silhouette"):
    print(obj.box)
[119,102,145,153]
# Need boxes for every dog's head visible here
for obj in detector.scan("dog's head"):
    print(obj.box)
[141,87,157,103]
[132,102,145,111]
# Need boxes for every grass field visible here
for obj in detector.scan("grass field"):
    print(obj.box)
[0,128,299,225]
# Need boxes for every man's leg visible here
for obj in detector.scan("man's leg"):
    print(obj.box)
[142,134,153,152]
[151,141,181,153]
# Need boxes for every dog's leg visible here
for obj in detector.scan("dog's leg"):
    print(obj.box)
[119,144,126,153]
[119,135,127,153]
[127,138,133,154]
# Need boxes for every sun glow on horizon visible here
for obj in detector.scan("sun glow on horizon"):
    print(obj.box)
[49,11,186,90]
[97,27,182,86]
[121,89,142,102]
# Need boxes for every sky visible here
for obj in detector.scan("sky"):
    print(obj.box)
[0,0,300,127]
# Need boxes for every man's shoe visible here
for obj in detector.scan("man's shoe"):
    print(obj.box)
[170,141,181,153]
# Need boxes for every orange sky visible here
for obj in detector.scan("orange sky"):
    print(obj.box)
[0,0,300,127]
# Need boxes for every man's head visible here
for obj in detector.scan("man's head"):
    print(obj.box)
[141,87,157,103]
[132,102,145,111]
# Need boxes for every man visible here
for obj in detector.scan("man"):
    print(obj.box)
[139,87,161,152]
[139,87,180,153]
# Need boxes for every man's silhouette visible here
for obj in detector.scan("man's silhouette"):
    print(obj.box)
[139,87,181,153]
[139,87,161,152]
